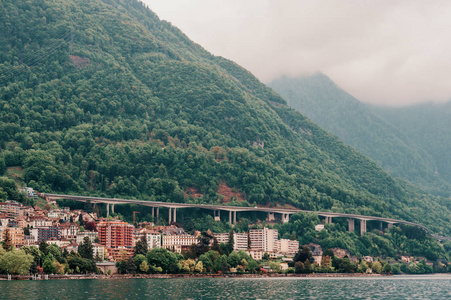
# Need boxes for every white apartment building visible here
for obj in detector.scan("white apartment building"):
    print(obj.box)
[76,231,99,244]
[145,230,161,249]
[214,232,249,251]
[162,234,198,253]
[249,228,278,252]
[277,239,299,256]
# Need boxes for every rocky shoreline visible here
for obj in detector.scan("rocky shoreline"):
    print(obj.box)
[0,273,390,281]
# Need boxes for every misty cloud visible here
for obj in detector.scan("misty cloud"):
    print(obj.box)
[145,0,451,106]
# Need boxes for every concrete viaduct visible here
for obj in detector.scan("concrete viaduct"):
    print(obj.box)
[41,193,450,241]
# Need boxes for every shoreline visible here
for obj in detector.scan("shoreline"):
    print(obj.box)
[0,273,394,281]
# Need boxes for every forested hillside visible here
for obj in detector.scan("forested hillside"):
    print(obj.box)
[373,101,451,191]
[0,0,450,235]
[269,74,451,198]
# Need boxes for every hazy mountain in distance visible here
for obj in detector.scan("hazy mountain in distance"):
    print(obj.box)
[268,74,450,197]
[373,101,451,191]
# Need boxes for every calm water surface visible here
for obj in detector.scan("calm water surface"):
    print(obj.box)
[1,274,450,299]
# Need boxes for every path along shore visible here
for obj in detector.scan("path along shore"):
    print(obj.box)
[0,273,391,281]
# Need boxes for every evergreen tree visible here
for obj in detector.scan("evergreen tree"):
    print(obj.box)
[39,241,49,256]
[226,229,234,255]
[2,228,13,251]
[78,237,93,260]
[134,236,148,256]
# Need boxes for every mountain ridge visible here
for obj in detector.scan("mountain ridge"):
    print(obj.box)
[268,73,451,197]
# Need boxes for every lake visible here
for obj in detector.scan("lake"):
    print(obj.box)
[1,274,450,299]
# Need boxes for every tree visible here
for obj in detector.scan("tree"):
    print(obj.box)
[48,244,64,264]
[372,261,382,274]
[294,246,313,264]
[39,241,49,256]
[78,237,93,260]
[2,228,12,251]
[195,261,203,273]
[0,250,34,274]
[213,255,228,273]
[225,229,234,255]
[134,236,148,256]
[146,248,181,273]
[134,254,147,271]
[140,260,149,273]
[43,258,56,274]
[84,222,96,232]
[383,263,392,274]
[227,251,240,268]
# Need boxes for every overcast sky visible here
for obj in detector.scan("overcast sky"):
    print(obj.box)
[143,0,451,107]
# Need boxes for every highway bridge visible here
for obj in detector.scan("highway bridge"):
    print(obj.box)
[41,193,451,241]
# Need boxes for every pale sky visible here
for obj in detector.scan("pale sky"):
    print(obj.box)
[143,0,451,107]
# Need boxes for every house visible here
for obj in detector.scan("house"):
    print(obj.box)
[306,243,323,266]
[363,256,374,263]
[315,224,325,232]
[59,222,79,240]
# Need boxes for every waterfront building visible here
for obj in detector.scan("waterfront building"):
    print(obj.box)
[306,243,323,266]
[249,228,278,252]
[278,239,299,256]
[92,243,106,261]
[214,232,249,251]
[246,249,264,260]
[145,230,162,249]
[97,220,133,248]
[162,233,198,253]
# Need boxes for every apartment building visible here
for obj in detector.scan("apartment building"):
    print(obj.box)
[97,220,134,248]
[249,228,278,252]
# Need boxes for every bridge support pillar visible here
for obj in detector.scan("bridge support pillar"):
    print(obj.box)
[387,223,393,230]
[168,208,172,224]
[325,216,332,224]
[348,218,355,232]
[214,210,220,222]
[173,208,176,223]
[111,204,114,214]
[360,220,367,236]
[152,207,154,218]
[267,212,275,222]
[379,221,383,231]
[156,207,159,219]
[229,211,232,224]
[106,203,109,217]
[234,211,237,224]
[282,214,290,224]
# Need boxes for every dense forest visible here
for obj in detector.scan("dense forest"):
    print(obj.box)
[269,74,451,198]
[372,102,451,189]
[0,0,450,236]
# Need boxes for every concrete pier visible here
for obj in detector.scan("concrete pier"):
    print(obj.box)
[173,208,176,223]
[360,219,367,236]
[348,218,355,232]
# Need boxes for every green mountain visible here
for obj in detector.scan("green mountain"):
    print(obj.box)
[268,74,451,197]
[372,101,451,190]
[0,0,450,235]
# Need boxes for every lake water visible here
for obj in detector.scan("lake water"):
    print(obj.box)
[1,275,450,299]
